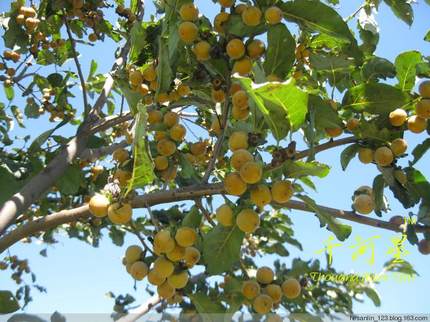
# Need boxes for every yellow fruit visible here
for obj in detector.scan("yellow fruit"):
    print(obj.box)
[139,83,149,95]
[154,155,169,171]
[265,284,282,303]
[167,294,183,304]
[232,90,248,109]
[179,3,199,21]
[228,131,248,151]
[193,41,211,61]
[247,39,265,59]
[211,88,226,103]
[256,266,274,284]
[112,148,129,163]
[242,6,262,27]
[130,261,148,280]
[154,230,176,253]
[346,118,359,131]
[20,6,36,17]
[144,95,154,105]
[271,181,293,204]
[142,66,157,82]
[233,57,252,75]
[250,185,272,208]
[240,161,263,184]
[216,204,234,227]
[408,115,427,133]
[236,209,260,233]
[88,33,98,42]
[148,269,166,286]
[166,245,185,262]
[160,166,177,182]
[158,281,175,299]
[374,146,394,167]
[226,39,245,60]
[416,99,430,119]
[184,246,201,267]
[230,83,242,95]
[157,139,177,156]
[178,21,198,44]
[190,141,207,156]
[219,0,234,7]
[242,280,260,299]
[214,12,230,33]
[355,185,373,197]
[224,172,248,196]
[167,271,189,289]
[353,194,374,215]
[108,203,132,225]
[325,127,343,138]
[235,4,247,14]
[389,215,404,226]
[358,147,374,164]
[210,117,222,135]
[129,70,143,86]
[25,17,40,30]
[230,149,253,170]
[153,257,175,278]
[265,6,283,25]
[390,138,408,156]
[389,108,407,127]
[419,80,430,98]
[177,83,191,97]
[163,111,179,127]
[281,278,301,299]
[114,169,132,186]
[175,227,197,247]
[232,105,249,120]
[170,124,186,142]
[156,92,169,104]
[125,245,143,264]
[88,194,110,217]
[253,294,273,314]
[154,131,167,141]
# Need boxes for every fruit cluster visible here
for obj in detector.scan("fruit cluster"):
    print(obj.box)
[241,266,301,314]
[122,228,200,301]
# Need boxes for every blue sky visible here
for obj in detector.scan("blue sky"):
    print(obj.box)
[1,0,430,316]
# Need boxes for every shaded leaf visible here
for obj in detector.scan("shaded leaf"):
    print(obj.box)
[56,165,83,195]
[411,138,430,165]
[383,0,413,26]
[372,174,386,216]
[202,225,244,275]
[0,290,20,314]
[283,160,330,178]
[28,119,68,153]
[182,206,202,228]
[340,144,359,171]
[189,292,225,316]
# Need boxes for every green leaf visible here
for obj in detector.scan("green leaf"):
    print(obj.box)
[126,104,155,195]
[263,24,295,79]
[283,160,330,178]
[309,95,342,130]
[224,15,267,37]
[383,258,418,276]
[87,60,98,81]
[342,83,409,115]
[425,30,430,42]
[156,34,173,95]
[182,206,202,228]
[202,225,244,275]
[47,73,63,87]
[109,226,125,246]
[117,79,142,115]
[372,175,386,216]
[280,0,355,42]
[129,22,147,64]
[4,85,14,101]
[362,57,396,81]
[28,119,68,153]
[0,165,25,205]
[362,287,381,307]
[411,138,430,165]
[383,0,413,26]
[395,51,422,91]
[340,144,359,171]
[189,292,225,315]
[0,290,20,314]
[56,165,83,195]
[298,195,352,241]
[238,77,308,140]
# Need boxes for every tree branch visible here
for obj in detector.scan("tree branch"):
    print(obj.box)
[63,14,89,116]
[2,182,430,254]
[79,140,128,162]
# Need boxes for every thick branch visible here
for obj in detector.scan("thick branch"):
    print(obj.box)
[2,182,430,254]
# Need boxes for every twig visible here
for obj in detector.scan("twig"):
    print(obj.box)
[194,198,216,227]
[63,14,89,116]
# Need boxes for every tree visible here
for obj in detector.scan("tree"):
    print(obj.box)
[0,0,430,319]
